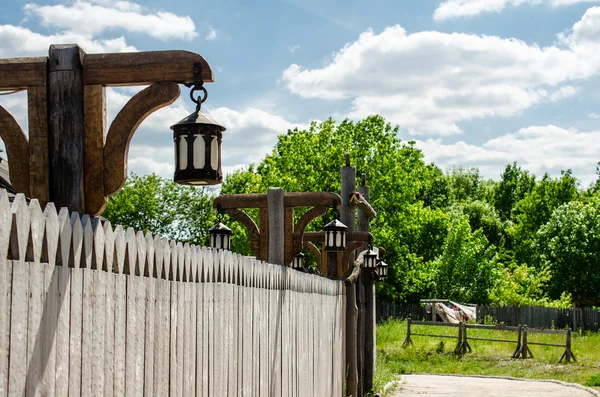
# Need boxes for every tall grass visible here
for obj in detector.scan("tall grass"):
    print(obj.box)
[374,319,600,393]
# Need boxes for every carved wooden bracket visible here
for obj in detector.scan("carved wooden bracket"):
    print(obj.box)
[0,48,213,215]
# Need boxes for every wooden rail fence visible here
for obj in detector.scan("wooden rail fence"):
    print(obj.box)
[0,191,346,397]
[378,302,600,332]
[402,319,575,363]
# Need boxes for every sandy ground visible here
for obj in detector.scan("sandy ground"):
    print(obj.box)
[389,374,598,396]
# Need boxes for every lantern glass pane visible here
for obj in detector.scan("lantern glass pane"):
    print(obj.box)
[193,134,206,169]
[178,136,187,170]
[342,232,346,248]
[210,136,218,171]
[335,231,342,248]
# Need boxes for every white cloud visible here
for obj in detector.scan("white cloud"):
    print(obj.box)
[281,14,600,135]
[417,125,600,185]
[23,1,196,41]
[206,25,217,41]
[206,106,309,166]
[289,45,300,54]
[433,0,600,20]
[0,25,136,57]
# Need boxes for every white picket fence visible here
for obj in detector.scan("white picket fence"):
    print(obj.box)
[0,190,346,397]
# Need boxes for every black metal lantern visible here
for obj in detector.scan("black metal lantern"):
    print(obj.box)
[291,252,304,270]
[171,77,226,186]
[209,222,231,250]
[376,260,389,280]
[324,219,347,251]
[363,247,378,270]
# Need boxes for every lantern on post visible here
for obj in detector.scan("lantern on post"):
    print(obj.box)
[291,252,305,270]
[209,207,231,250]
[376,260,389,280]
[324,218,347,251]
[171,64,226,186]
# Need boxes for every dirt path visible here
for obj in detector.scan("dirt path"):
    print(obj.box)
[388,374,598,396]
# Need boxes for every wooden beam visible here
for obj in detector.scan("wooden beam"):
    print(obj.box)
[84,85,107,215]
[214,192,342,210]
[284,192,342,208]
[27,86,49,204]
[0,105,30,195]
[0,57,47,90]
[104,82,180,196]
[84,51,214,86]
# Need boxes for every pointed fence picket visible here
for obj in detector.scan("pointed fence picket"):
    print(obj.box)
[0,190,346,397]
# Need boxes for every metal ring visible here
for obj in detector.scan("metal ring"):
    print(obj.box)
[190,85,208,105]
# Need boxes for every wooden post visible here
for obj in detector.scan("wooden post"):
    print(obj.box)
[267,188,285,265]
[402,318,413,348]
[47,44,86,213]
[358,175,375,393]
[345,281,359,397]
[341,154,360,397]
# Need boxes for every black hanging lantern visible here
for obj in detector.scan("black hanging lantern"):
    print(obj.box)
[376,260,389,280]
[324,219,347,251]
[363,246,378,270]
[209,208,231,250]
[171,67,225,186]
[209,222,231,250]
[291,252,304,270]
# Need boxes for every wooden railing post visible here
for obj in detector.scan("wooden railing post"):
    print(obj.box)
[559,328,577,363]
[402,318,413,348]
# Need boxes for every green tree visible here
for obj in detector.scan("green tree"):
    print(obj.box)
[432,215,497,303]
[103,173,218,246]
[535,198,600,302]
[449,200,504,248]
[493,163,536,221]
[222,116,445,301]
[509,171,579,266]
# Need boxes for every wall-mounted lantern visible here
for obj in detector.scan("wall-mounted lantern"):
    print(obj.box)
[324,219,347,251]
[171,66,225,186]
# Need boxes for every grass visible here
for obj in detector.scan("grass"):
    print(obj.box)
[374,319,600,394]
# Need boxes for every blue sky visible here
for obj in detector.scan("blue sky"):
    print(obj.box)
[2,0,600,186]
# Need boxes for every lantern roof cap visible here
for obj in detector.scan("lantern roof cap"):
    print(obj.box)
[171,109,226,132]
[365,248,378,258]
[209,222,232,234]
[324,219,347,230]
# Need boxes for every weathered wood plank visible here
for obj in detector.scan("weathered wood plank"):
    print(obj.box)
[113,225,126,396]
[40,203,58,397]
[55,210,71,397]
[0,106,30,196]
[0,57,47,90]
[104,82,180,196]
[0,191,11,397]
[8,195,30,397]
[68,213,84,397]
[83,50,214,86]
[48,45,85,213]
[27,86,49,205]
[84,84,108,216]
